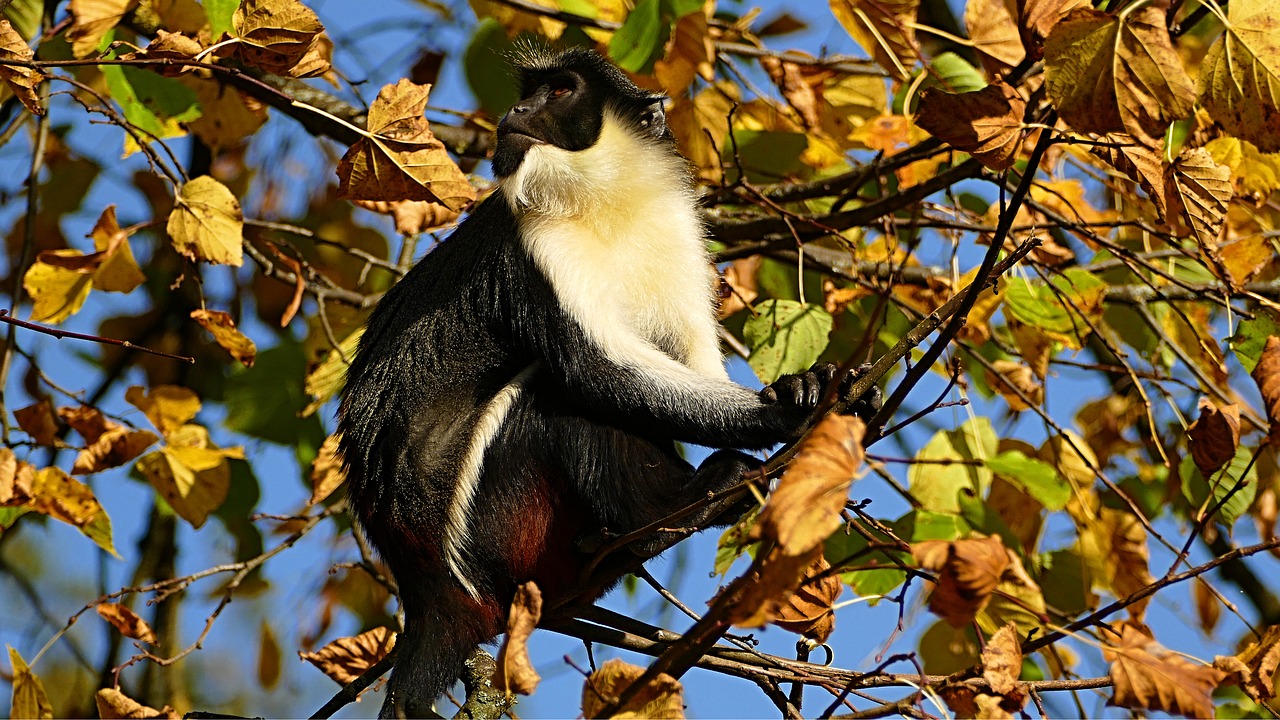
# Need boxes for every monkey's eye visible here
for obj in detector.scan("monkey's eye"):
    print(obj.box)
[550,86,572,99]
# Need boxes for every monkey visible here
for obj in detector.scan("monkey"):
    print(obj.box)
[339,47,879,717]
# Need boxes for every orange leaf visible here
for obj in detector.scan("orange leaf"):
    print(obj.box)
[191,309,257,367]
[95,687,179,719]
[300,627,397,686]
[914,535,1010,627]
[492,581,542,695]
[1187,398,1241,476]
[581,658,684,719]
[915,80,1026,171]
[96,602,158,644]
[1253,336,1280,447]
[1105,624,1227,718]
[1214,624,1280,703]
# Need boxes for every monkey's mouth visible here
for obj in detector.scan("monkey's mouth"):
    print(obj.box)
[498,131,545,148]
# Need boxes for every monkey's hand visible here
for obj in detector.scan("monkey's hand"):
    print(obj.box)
[759,363,845,437]
[839,362,883,423]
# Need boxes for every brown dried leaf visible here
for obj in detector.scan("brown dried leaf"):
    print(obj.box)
[230,0,324,75]
[0,19,44,115]
[1187,398,1241,476]
[492,581,542,695]
[1193,580,1221,636]
[581,658,685,719]
[337,79,476,211]
[14,399,60,446]
[95,687,179,719]
[1253,336,1280,447]
[1167,147,1232,253]
[9,647,53,720]
[829,0,920,79]
[258,621,281,689]
[984,359,1043,411]
[300,626,397,686]
[727,545,823,630]
[308,434,346,506]
[67,0,137,58]
[282,32,332,79]
[719,257,760,319]
[125,385,201,436]
[916,80,1025,170]
[1105,624,1227,718]
[1105,508,1154,622]
[769,555,842,641]
[182,77,269,150]
[749,414,865,555]
[914,535,1010,627]
[1214,624,1280,703]
[1198,0,1280,152]
[761,56,822,131]
[191,309,257,367]
[1095,136,1172,223]
[352,199,461,236]
[1044,4,1195,142]
[128,29,203,76]
[1012,0,1090,60]
[653,7,714,95]
[983,623,1022,696]
[97,602,157,644]
[966,0,1024,75]
[167,175,245,267]
[0,447,34,505]
[72,425,159,474]
[58,405,114,443]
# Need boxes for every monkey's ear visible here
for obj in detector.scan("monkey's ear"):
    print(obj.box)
[639,98,667,137]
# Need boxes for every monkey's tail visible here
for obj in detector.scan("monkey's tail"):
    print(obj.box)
[380,583,505,718]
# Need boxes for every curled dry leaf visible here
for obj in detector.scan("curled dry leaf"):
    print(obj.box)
[750,414,865,555]
[965,0,1024,74]
[1044,4,1195,142]
[230,0,325,76]
[829,0,920,79]
[1187,398,1241,476]
[1213,624,1280,703]
[761,56,822,131]
[96,602,158,644]
[14,399,60,446]
[492,581,542,695]
[182,77,270,150]
[0,446,35,505]
[581,658,685,719]
[1252,336,1280,447]
[719,257,760,319]
[1193,579,1221,636]
[353,199,461,236]
[191,309,258,367]
[913,535,1010,627]
[1104,624,1227,718]
[337,79,476,211]
[167,176,245,267]
[300,626,397,686]
[1167,147,1232,252]
[768,554,843,642]
[72,425,159,474]
[1013,0,1090,60]
[727,545,823,630]
[653,7,714,96]
[0,19,44,115]
[983,623,1023,697]
[309,434,346,506]
[129,30,204,76]
[67,0,137,58]
[915,80,1025,171]
[984,359,1043,411]
[1198,0,1280,152]
[95,687,179,719]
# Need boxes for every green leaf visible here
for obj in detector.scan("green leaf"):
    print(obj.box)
[1232,310,1280,373]
[203,0,239,38]
[907,417,997,513]
[3,0,42,41]
[609,0,662,72]
[1179,447,1258,529]
[930,52,987,93]
[1038,549,1094,616]
[83,509,119,557]
[223,341,325,448]
[987,450,1069,510]
[722,129,809,183]
[895,509,969,541]
[1002,268,1105,350]
[464,19,520,118]
[101,64,202,150]
[825,529,907,600]
[662,0,704,18]
[742,300,833,384]
[0,506,28,531]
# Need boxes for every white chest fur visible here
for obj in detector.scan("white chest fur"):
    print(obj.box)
[500,117,728,380]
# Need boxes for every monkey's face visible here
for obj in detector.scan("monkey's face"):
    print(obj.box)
[491,57,669,178]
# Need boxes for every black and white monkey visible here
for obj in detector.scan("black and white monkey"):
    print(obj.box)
[340,47,878,717]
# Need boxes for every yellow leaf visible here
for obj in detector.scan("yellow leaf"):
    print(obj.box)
[96,602,158,644]
[666,85,735,180]
[299,627,397,686]
[89,205,146,293]
[8,646,53,720]
[308,434,346,506]
[1198,0,1280,152]
[1203,135,1280,200]
[0,19,43,115]
[492,581,542,695]
[468,0,565,40]
[1167,146,1233,252]
[67,0,138,58]
[829,0,920,80]
[303,328,363,417]
[27,467,118,555]
[581,658,685,719]
[135,424,239,528]
[125,385,201,436]
[966,0,1025,75]
[190,309,257,367]
[336,79,476,211]
[653,7,714,96]
[71,425,159,474]
[167,175,245,267]
[182,77,269,150]
[23,252,93,323]
[1044,4,1195,142]
[95,687,179,719]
